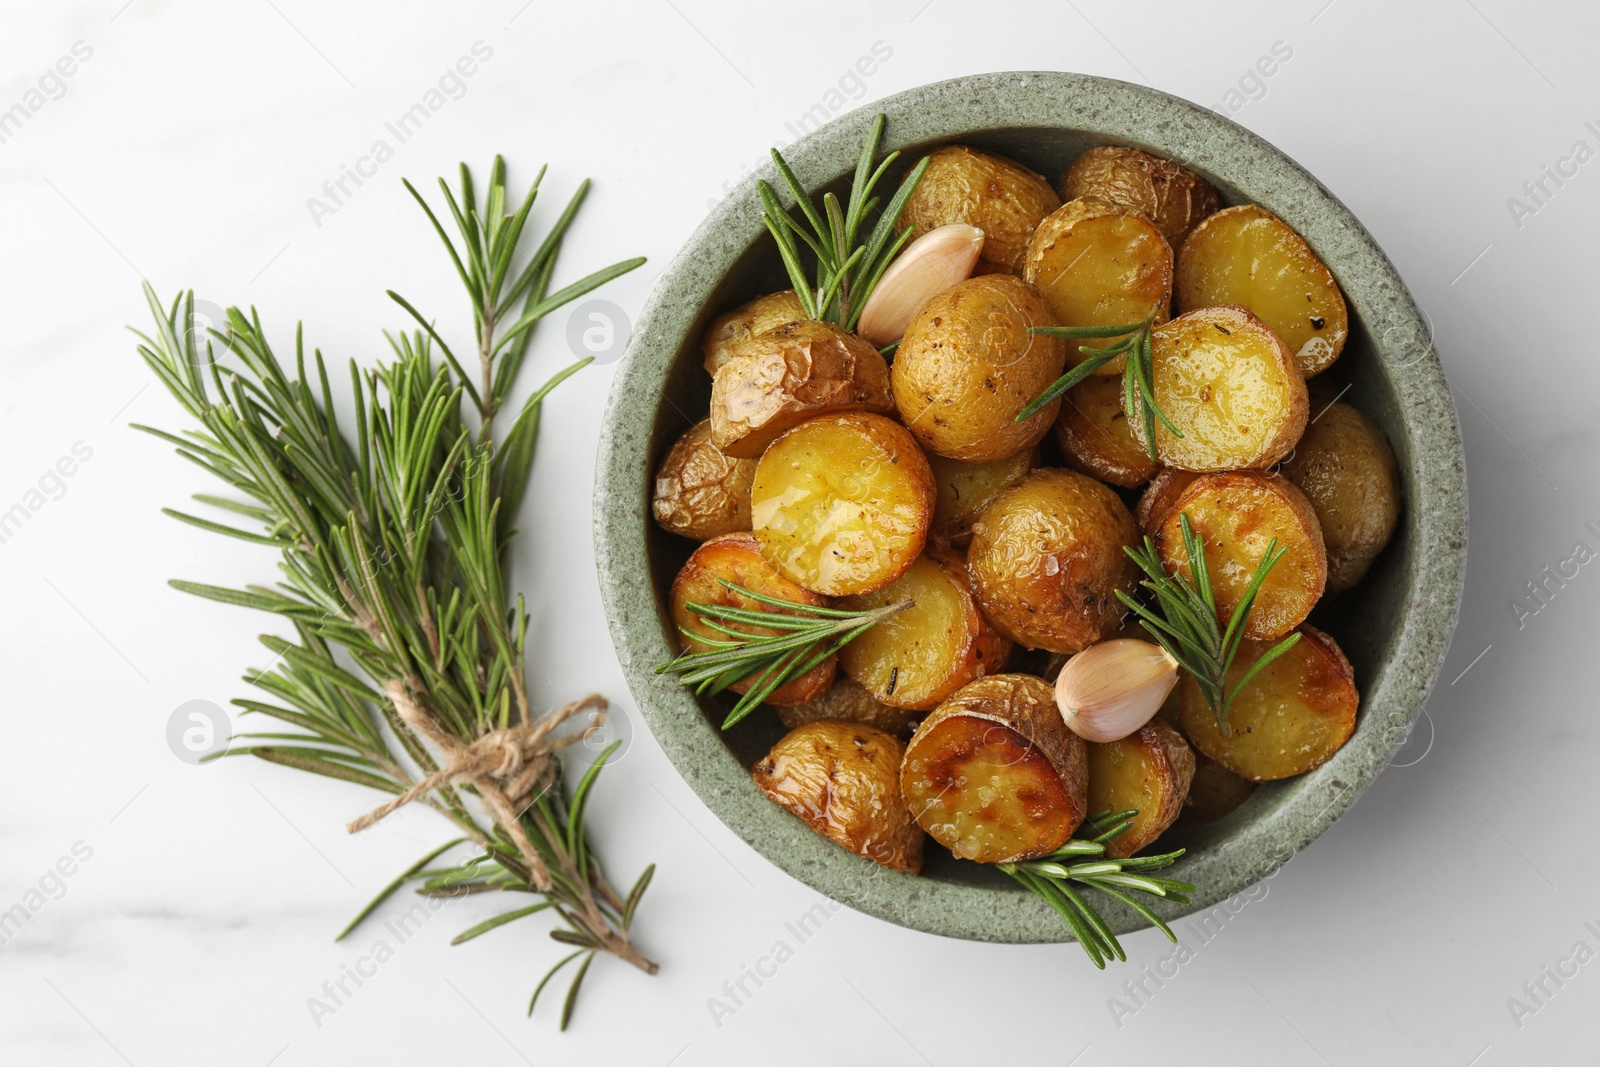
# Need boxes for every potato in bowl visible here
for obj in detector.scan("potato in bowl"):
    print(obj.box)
[596,73,1466,946]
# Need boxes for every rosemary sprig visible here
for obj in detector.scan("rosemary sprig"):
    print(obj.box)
[759,113,930,328]
[999,809,1194,968]
[133,157,654,1028]
[1019,317,1180,461]
[656,580,912,729]
[1117,513,1303,734]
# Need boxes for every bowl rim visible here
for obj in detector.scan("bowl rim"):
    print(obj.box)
[594,71,1467,943]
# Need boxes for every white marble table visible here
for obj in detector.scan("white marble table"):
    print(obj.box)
[2,1,1596,1063]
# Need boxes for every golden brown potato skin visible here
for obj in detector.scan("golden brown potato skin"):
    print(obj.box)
[840,550,1011,710]
[1055,374,1160,488]
[928,448,1036,548]
[1179,625,1358,781]
[701,290,807,375]
[900,145,1061,275]
[1086,719,1195,858]
[775,677,919,738]
[1176,204,1348,377]
[1155,471,1327,641]
[669,532,835,706]
[709,319,894,459]
[652,418,757,540]
[1281,402,1402,591]
[751,412,935,597]
[967,469,1139,653]
[892,274,1066,462]
[1023,196,1173,376]
[1063,146,1221,250]
[1174,754,1255,829]
[753,722,924,873]
[1141,306,1309,472]
[1135,468,1200,533]
[900,674,1088,863]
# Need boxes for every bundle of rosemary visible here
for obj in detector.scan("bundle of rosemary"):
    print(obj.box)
[133,158,654,1028]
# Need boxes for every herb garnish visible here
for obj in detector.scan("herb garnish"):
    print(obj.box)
[1117,513,1303,733]
[133,157,654,1028]
[656,581,912,728]
[759,113,930,329]
[999,809,1193,968]
[1018,316,1179,461]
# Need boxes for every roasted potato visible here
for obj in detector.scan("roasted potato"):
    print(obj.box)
[701,290,807,375]
[967,468,1139,653]
[899,145,1061,275]
[669,532,835,705]
[1135,468,1200,533]
[1023,196,1173,375]
[1176,204,1349,377]
[753,721,924,873]
[1155,471,1326,641]
[1054,374,1160,488]
[776,676,919,738]
[1174,754,1255,828]
[840,550,1011,710]
[709,319,894,459]
[651,418,756,540]
[750,412,935,596]
[900,674,1089,863]
[927,448,1036,548]
[892,274,1066,462]
[1062,145,1221,250]
[1179,625,1359,781]
[1138,306,1308,472]
[1280,402,1402,591]
[1086,719,1195,858]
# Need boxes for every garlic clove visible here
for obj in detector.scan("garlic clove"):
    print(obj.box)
[856,224,985,346]
[1055,638,1179,743]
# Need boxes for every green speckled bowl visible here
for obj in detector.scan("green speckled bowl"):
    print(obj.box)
[594,72,1466,942]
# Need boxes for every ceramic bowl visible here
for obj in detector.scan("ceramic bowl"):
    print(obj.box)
[594,72,1466,942]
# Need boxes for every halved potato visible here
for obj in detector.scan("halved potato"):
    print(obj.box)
[652,418,756,540]
[709,319,894,458]
[1086,719,1195,858]
[1280,402,1402,591]
[927,448,1036,548]
[1176,204,1349,377]
[1154,471,1326,641]
[1179,625,1359,781]
[1054,374,1159,488]
[1023,196,1173,375]
[1062,146,1221,250]
[1138,306,1308,472]
[900,674,1088,863]
[701,290,807,375]
[840,550,1011,710]
[753,721,924,873]
[967,468,1139,653]
[750,412,935,596]
[776,676,918,738]
[1135,468,1200,533]
[669,532,835,705]
[899,145,1061,275]
[1174,754,1255,828]
[892,274,1066,462]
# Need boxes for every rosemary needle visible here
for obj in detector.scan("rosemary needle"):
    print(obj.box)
[1117,512,1303,734]
[1018,317,1181,461]
[656,580,912,729]
[998,809,1194,968]
[760,113,930,329]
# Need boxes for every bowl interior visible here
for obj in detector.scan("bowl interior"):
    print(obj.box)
[597,73,1465,942]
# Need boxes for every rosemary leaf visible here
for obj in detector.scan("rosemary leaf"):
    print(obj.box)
[137,156,657,1029]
